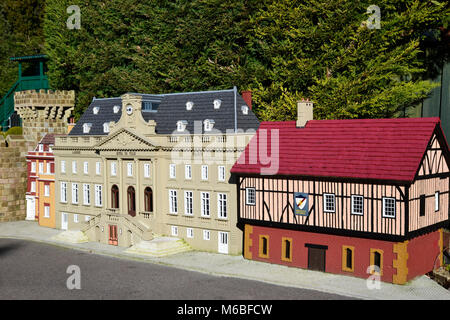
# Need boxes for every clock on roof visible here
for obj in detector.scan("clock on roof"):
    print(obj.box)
[126,104,133,115]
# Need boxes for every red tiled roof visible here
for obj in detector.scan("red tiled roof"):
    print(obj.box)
[231,117,446,183]
[38,133,65,145]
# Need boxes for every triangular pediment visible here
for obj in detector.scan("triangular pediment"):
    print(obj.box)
[95,128,159,151]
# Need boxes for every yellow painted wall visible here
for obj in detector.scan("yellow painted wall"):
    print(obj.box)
[37,158,56,228]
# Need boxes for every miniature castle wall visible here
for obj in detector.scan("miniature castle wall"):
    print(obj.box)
[0,136,32,222]
[15,89,75,143]
[0,89,74,222]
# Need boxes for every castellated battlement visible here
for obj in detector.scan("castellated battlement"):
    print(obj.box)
[14,89,75,145]
[15,89,75,121]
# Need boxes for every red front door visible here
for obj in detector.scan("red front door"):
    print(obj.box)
[108,224,118,246]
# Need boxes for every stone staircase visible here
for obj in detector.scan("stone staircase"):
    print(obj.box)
[125,236,192,257]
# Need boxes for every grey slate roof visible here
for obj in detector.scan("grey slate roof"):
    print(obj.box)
[69,89,260,136]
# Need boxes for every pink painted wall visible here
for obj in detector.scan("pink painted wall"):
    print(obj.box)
[240,177,406,236]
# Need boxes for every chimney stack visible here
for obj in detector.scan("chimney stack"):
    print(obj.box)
[241,90,252,109]
[296,98,313,127]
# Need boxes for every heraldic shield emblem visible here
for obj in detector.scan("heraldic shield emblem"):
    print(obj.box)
[294,192,309,216]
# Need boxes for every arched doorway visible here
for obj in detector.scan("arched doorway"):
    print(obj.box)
[127,186,136,217]
[111,185,119,209]
[144,187,153,212]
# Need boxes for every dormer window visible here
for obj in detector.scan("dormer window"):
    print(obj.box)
[113,105,120,113]
[49,145,53,153]
[203,119,215,132]
[241,105,249,115]
[186,101,194,111]
[177,120,188,132]
[93,106,100,114]
[83,123,92,134]
[103,122,110,133]
[38,144,44,152]
[213,99,222,109]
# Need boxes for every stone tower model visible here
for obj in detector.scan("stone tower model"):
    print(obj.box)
[0,89,74,222]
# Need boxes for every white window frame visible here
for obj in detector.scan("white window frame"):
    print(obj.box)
[351,195,364,215]
[44,205,50,218]
[144,163,151,178]
[95,184,103,207]
[127,162,133,177]
[31,162,36,173]
[38,162,44,174]
[246,187,256,205]
[185,164,192,180]
[217,193,227,219]
[31,181,36,193]
[83,161,89,174]
[103,122,110,133]
[60,182,67,203]
[218,165,225,182]
[187,228,194,238]
[72,161,77,174]
[169,164,176,179]
[201,165,208,180]
[83,184,90,205]
[184,191,193,216]
[74,214,79,223]
[382,197,396,218]
[203,230,211,241]
[85,215,91,222]
[201,192,210,217]
[71,183,79,204]
[46,162,51,174]
[111,162,117,176]
[60,160,66,173]
[95,162,101,175]
[171,226,178,236]
[323,193,336,213]
[435,191,440,212]
[38,144,44,152]
[44,184,50,197]
[169,189,178,214]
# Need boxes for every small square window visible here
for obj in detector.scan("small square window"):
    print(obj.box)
[324,193,335,213]
[382,197,396,218]
[246,188,256,205]
[351,195,364,215]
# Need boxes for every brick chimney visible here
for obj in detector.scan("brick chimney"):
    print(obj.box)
[296,98,313,127]
[241,90,252,109]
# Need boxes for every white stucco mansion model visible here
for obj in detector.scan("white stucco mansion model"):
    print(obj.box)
[52,88,259,254]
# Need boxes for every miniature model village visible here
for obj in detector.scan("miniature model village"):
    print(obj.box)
[0,58,448,286]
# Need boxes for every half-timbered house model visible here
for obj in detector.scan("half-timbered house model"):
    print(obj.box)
[52,88,259,255]
[231,100,450,284]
